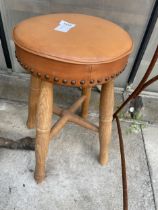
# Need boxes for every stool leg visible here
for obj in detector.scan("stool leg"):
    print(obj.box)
[81,87,91,119]
[34,81,53,183]
[27,75,41,129]
[99,80,114,165]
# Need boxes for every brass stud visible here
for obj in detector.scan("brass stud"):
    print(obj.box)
[90,79,94,84]
[71,80,76,85]
[80,80,85,85]
[24,65,28,69]
[54,77,59,82]
[45,74,49,80]
[105,77,109,81]
[62,79,67,84]
[97,79,102,83]
[30,70,34,74]
[28,67,32,71]
[37,72,41,77]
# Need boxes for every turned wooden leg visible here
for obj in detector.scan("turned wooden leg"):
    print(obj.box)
[81,87,91,119]
[99,80,114,165]
[34,81,53,183]
[27,75,41,129]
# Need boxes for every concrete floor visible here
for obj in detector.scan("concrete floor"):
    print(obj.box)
[0,87,158,210]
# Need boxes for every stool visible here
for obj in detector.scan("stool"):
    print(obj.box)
[13,13,133,183]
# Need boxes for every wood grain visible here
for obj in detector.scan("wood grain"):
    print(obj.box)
[27,75,41,129]
[81,87,91,119]
[99,80,114,165]
[50,95,98,138]
[34,81,53,183]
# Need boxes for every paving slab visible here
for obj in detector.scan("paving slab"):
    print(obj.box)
[142,97,158,124]
[0,100,155,210]
[141,125,158,209]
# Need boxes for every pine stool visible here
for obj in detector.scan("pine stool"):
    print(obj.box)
[13,14,133,183]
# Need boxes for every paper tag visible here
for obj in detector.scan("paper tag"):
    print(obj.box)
[54,20,76,32]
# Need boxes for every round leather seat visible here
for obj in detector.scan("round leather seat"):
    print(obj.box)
[13,13,133,87]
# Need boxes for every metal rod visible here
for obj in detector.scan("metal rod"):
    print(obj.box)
[114,46,158,118]
[136,75,158,95]
[115,116,128,210]
[114,45,158,210]
[0,12,12,68]
[127,0,158,85]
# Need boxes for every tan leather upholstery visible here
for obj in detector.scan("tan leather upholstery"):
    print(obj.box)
[13,13,133,87]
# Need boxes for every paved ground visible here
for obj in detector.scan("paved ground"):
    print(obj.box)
[0,87,157,210]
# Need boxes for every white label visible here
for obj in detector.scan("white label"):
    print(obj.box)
[129,107,135,113]
[54,20,76,32]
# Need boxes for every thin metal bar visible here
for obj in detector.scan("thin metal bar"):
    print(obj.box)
[115,116,128,210]
[114,46,158,118]
[0,12,12,69]
[115,45,158,210]
[127,0,158,85]
[136,75,158,95]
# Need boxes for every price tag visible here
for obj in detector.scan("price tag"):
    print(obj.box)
[54,20,76,32]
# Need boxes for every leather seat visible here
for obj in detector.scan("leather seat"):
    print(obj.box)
[13,13,133,87]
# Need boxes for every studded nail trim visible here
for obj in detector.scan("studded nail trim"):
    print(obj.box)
[16,54,126,87]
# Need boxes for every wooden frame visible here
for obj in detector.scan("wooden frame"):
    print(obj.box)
[27,75,114,183]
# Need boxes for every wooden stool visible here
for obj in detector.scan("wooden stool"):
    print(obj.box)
[13,13,133,183]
